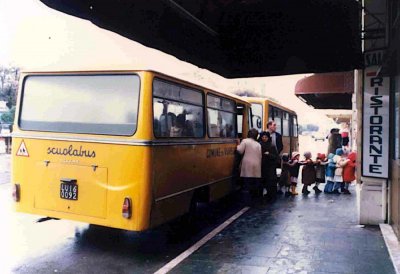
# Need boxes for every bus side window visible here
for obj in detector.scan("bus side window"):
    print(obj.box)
[154,118,161,137]
[153,79,204,138]
[159,112,176,137]
[184,119,194,137]
[236,104,244,139]
[210,124,219,137]
[237,115,243,139]
[283,112,290,136]
[207,95,237,139]
[170,113,184,137]
[190,110,204,138]
[268,105,274,122]
[293,116,298,137]
[274,108,283,134]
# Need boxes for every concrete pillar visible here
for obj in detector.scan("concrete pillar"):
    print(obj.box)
[359,177,387,224]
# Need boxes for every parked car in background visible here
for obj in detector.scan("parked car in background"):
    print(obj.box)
[312,132,326,141]
[301,131,313,136]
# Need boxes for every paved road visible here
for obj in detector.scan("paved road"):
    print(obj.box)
[0,152,243,274]
[1,136,395,274]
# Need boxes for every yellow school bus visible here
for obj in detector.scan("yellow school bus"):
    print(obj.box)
[243,97,299,155]
[11,70,251,231]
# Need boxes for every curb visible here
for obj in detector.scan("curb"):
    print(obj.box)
[380,223,400,274]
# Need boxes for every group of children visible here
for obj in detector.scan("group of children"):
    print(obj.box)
[278,148,357,196]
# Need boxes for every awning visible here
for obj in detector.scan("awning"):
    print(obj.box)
[295,71,354,109]
[40,0,363,78]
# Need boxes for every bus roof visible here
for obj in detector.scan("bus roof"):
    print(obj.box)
[242,97,297,115]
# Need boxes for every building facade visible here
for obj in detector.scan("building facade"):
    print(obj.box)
[376,0,400,236]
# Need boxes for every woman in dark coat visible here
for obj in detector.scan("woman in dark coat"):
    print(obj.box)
[327,128,342,155]
[259,131,279,201]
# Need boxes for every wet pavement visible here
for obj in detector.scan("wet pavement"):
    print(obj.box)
[171,185,396,274]
[0,154,244,274]
[0,135,397,273]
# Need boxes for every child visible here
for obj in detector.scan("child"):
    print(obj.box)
[340,123,350,149]
[288,152,301,195]
[301,151,316,194]
[342,151,357,194]
[314,153,327,193]
[279,153,291,196]
[324,153,336,193]
[332,148,347,194]
[340,149,350,192]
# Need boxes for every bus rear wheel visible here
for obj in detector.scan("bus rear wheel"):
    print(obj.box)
[186,187,209,228]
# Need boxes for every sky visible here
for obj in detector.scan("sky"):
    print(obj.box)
[0,0,347,130]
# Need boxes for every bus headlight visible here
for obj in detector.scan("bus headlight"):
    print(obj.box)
[122,197,132,219]
[12,184,21,202]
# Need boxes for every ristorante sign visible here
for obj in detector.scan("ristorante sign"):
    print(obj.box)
[362,50,389,178]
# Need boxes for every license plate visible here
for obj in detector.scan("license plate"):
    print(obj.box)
[60,183,78,200]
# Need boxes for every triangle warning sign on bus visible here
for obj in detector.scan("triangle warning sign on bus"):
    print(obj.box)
[16,141,29,157]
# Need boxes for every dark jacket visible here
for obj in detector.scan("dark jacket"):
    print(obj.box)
[315,160,327,183]
[260,140,278,183]
[279,161,291,187]
[302,159,316,186]
[288,160,301,178]
[277,132,283,154]
[272,132,283,154]
[327,132,342,155]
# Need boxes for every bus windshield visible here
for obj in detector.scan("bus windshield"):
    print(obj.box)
[20,74,140,136]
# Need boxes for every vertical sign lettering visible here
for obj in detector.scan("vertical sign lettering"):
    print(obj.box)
[362,50,389,178]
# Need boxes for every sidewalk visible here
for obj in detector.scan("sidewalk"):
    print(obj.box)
[171,185,396,274]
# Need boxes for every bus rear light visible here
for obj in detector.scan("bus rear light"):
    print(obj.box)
[12,184,21,202]
[122,197,132,219]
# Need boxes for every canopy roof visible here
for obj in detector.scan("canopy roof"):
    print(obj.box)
[295,71,354,109]
[40,0,363,78]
